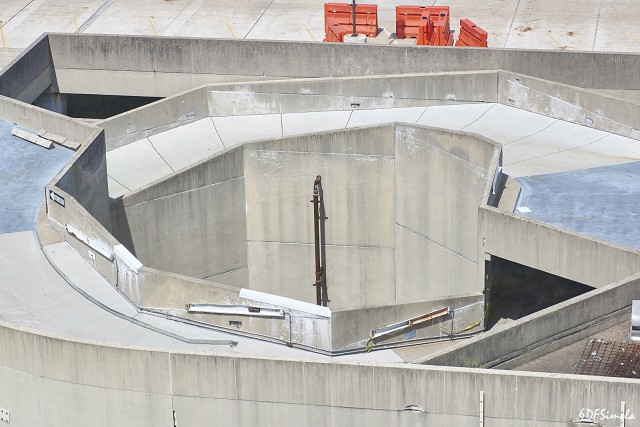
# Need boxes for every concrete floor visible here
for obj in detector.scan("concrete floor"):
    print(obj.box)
[0,120,73,233]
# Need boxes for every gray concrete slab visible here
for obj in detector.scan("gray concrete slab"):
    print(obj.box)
[516,161,640,251]
[0,120,73,233]
[148,117,225,171]
[212,114,282,148]
[346,107,427,128]
[282,110,351,137]
[462,103,557,144]
[106,137,174,194]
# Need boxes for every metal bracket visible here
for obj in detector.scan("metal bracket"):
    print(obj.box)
[0,407,10,424]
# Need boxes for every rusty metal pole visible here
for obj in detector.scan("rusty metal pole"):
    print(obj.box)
[351,0,357,37]
[312,176,322,306]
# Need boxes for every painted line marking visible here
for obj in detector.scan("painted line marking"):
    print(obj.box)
[625,32,640,47]
[148,16,158,36]
[0,21,6,49]
[225,20,237,38]
[72,16,78,31]
[304,24,316,41]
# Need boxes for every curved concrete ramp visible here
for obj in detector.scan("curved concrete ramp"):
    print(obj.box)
[106,103,640,198]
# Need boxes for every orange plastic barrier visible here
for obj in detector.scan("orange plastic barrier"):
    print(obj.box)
[324,17,352,42]
[429,11,453,46]
[323,3,378,42]
[395,5,453,46]
[455,18,488,47]
[396,5,429,39]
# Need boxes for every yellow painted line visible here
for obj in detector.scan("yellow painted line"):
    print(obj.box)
[0,21,6,49]
[225,21,237,39]
[148,16,158,36]
[625,32,640,47]
[304,24,316,41]
[72,16,78,31]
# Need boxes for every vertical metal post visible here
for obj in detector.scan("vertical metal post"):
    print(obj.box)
[312,176,322,306]
[479,390,484,427]
[351,0,357,37]
[621,401,626,427]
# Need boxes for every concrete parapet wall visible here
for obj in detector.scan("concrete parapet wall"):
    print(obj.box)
[499,71,640,140]
[0,34,52,102]
[479,206,640,288]
[418,272,640,369]
[46,34,640,90]
[1,318,639,426]
[98,86,210,150]
[207,72,498,102]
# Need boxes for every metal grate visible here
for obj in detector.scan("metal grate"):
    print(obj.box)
[575,339,640,378]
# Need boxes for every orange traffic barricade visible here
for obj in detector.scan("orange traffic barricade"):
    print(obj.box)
[324,3,378,42]
[396,5,453,46]
[455,18,488,47]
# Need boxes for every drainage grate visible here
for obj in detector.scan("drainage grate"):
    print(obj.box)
[575,339,640,378]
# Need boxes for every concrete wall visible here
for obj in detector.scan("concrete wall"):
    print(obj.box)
[0,34,52,102]
[1,319,639,426]
[52,129,111,228]
[243,126,396,309]
[46,34,640,92]
[207,72,498,103]
[110,147,248,283]
[394,125,498,301]
[420,272,640,369]
[498,71,640,141]
[331,294,483,350]
[479,206,640,288]
[98,86,210,150]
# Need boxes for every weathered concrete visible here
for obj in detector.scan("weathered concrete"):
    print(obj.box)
[0,34,52,102]
[1,318,639,426]
[479,206,640,288]
[419,272,640,370]
[45,34,640,91]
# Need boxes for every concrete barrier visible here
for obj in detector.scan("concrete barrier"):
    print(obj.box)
[499,71,640,141]
[98,85,210,150]
[0,34,52,102]
[1,318,639,426]
[46,34,640,93]
[479,206,640,288]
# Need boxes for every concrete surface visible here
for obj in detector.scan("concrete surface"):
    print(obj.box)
[2,16,640,427]
[0,120,73,233]
[1,1,640,54]
[517,161,640,251]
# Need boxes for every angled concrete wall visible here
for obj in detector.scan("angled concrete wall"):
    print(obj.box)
[394,125,498,301]
[98,86,210,150]
[0,34,52,102]
[110,147,248,283]
[498,71,640,141]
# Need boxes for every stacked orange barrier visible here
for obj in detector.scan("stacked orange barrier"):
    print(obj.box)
[323,3,378,42]
[396,5,429,39]
[455,18,488,47]
[395,5,453,46]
